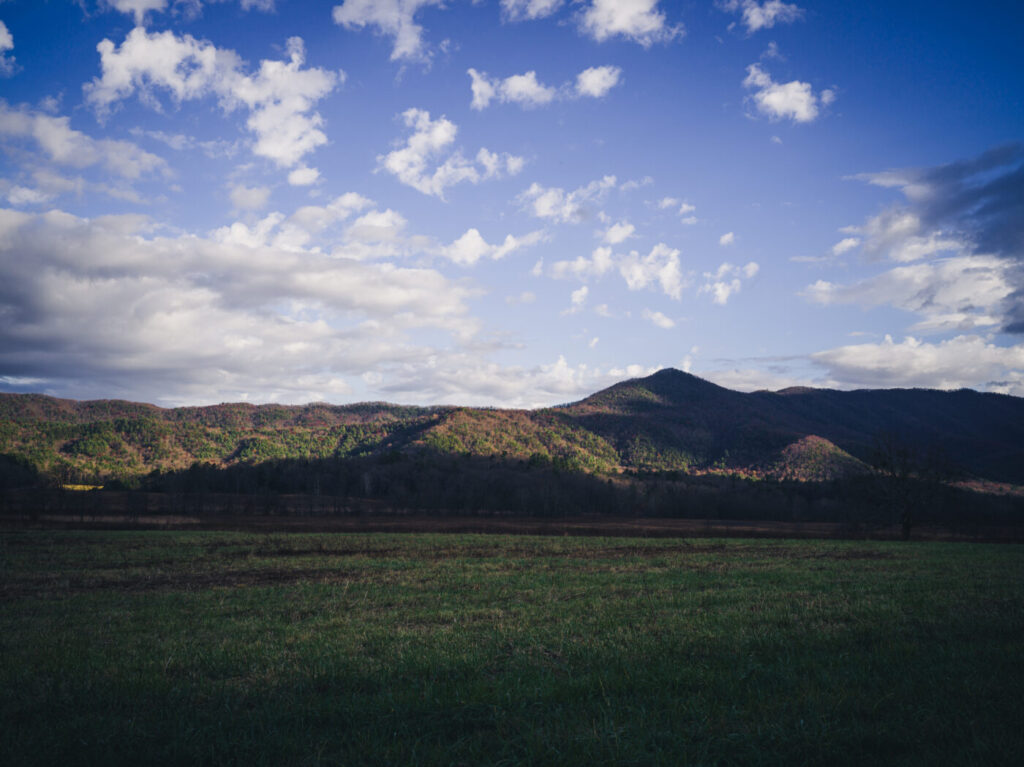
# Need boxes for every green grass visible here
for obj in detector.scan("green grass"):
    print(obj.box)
[1,530,1022,765]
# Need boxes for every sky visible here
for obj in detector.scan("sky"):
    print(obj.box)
[0,0,1022,408]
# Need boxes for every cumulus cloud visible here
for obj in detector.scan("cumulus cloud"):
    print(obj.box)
[550,246,615,280]
[603,221,634,244]
[468,69,556,109]
[518,175,617,223]
[578,0,683,46]
[468,65,621,110]
[228,183,271,211]
[287,166,320,186]
[6,186,55,206]
[849,144,1024,264]
[500,0,564,21]
[643,308,675,329]
[0,204,481,404]
[85,30,340,175]
[657,197,697,222]
[130,127,241,159]
[837,145,1024,333]
[104,0,168,24]
[332,0,443,63]
[743,63,829,123]
[0,20,16,77]
[0,102,169,179]
[811,335,1024,395]
[440,227,545,267]
[575,65,623,98]
[103,1,275,24]
[831,236,860,256]
[700,261,759,305]
[0,101,169,203]
[379,108,523,199]
[719,231,735,246]
[804,255,1013,334]
[379,354,655,409]
[719,1,803,34]
[619,243,686,299]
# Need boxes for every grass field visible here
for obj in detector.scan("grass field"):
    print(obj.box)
[1,530,1022,766]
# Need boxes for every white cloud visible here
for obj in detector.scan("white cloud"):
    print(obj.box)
[719,1,803,34]
[831,236,860,256]
[0,102,168,179]
[702,367,816,393]
[103,1,275,24]
[0,20,16,77]
[619,176,653,192]
[85,30,341,172]
[0,102,169,202]
[332,0,443,63]
[440,227,544,267]
[657,197,697,221]
[569,282,593,309]
[719,231,735,246]
[575,65,623,98]
[345,208,408,244]
[467,68,497,110]
[287,166,320,186]
[700,261,759,304]
[550,245,615,280]
[229,183,271,211]
[578,0,683,46]
[468,68,556,109]
[379,108,523,198]
[500,0,564,21]
[0,204,482,404]
[607,363,660,379]
[811,335,1024,394]
[849,207,963,263]
[506,290,536,305]
[468,65,621,110]
[6,186,55,206]
[380,354,654,409]
[588,336,599,348]
[500,71,558,107]
[518,175,616,223]
[130,127,241,159]
[839,145,1024,334]
[643,308,675,329]
[743,63,829,123]
[603,221,635,244]
[619,243,685,299]
[105,0,168,25]
[803,255,1013,334]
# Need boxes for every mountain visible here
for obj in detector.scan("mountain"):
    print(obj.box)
[2,369,1023,486]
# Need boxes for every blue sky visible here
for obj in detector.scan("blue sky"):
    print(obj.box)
[0,0,1021,407]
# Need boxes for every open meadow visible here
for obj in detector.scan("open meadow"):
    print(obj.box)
[2,530,1023,766]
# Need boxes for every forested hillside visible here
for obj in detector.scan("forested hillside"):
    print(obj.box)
[2,369,1023,487]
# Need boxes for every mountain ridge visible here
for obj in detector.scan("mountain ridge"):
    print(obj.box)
[2,369,1022,485]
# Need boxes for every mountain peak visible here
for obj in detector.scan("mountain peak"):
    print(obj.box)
[566,367,730,414]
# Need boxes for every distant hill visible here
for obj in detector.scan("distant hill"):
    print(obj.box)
[2,369,1023,486]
